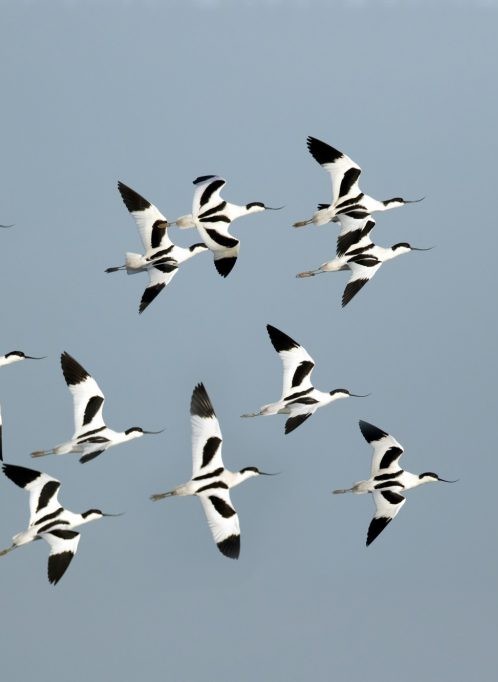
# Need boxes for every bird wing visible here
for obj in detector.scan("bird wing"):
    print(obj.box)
[358,420,405,477]
[266,324,315,399]
[2,463,62,526]
[335,216,375,257]
[138,260,179,314]
[198,489,240,559]
[190,383,224,479]
[367,490,406,546]
[43,529,81,585]
[341,253,382,307]
[60,352,106,437]
[306,136,362,207]
[191,175,227,218]
[117,181,173,256]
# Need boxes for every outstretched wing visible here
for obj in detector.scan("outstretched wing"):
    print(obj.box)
[2,463,62,526]
[190,383,224,479]
[61,352,106,437]
[191,175,227,218]
[367,490,406,546]
[43,529,81,584]
[342,253,382,307]
[138,259,179,314]
[118,181,173,256]
[266,324,315,399]
[335,216,375,257]
[307,136,362,207]
[198,489,240,559]
[359,420,405,478]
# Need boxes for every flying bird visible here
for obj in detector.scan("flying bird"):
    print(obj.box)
[151,382,275,559]
[333,420,457,546]
[31,352,163,463]
[293,136,423,228]
[0,463,121,584]
[172,175,282,277]
[241,324,368,433]
[106,181,208,313]
[0,351,46,368]
[296,218,432,307]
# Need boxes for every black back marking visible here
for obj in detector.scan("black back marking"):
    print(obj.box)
[374,470,403,481]
[287,396,319,406]
[266,324,299,353]
[83,395,104,426]
[47,549,75,585]
[154,261,177,274]
[291,360,314,388]
[334,193,364,211]
[196,481,229,493]
[209,495,236,518]
[200,215,231,224]
[204,228,238,249]
[214,256,237,278]
[342,278,369,307]
[139,283,166,314]
[191,383,216,418]
[340,210,369,219]
[198,201,227,220]
[2,463,41,489]
[192,467,224,482]
[381,490,405,505]
[217,534,240,559]
[202,436,222,469]
[118,181,151,213]
[151,220,168,249]
[338,167,361,198]
[36,507,64,526]
[349,254,379,268]
[36,480,61,513]
[359,420,388,443]
[77,436,110,444]
[199,179,225,207]
[366,516,391,546]
[345,243,374,257]
[285,412,312,434]
[151,245,174,259]
[79,449,105,464]
[306,136,343,165]
[374,481,404,490]
[37,519,70,534]
[379,446,403,470]
[61,352,90,386]
[77,425,106,439]
[284,387,314,401]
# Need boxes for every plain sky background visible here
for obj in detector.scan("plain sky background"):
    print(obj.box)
[0,1,497,680]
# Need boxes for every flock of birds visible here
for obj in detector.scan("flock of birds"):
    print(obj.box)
[0,135,455,584]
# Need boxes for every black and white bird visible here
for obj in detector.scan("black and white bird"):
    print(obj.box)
[241,325,368,434]
[293,136,423,228]
[106,181,208,313]
[0,463,121,584]
[296,221,432,307]
[171,175,282,277]
[0,351,46,368]
[333,420,456,546]
[31,352,163,463]
[151,383,274,559]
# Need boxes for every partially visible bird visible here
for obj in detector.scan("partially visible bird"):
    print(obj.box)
[106,181,209,313]
[293,136,423,228]
[333,420,457,546]
[172,175,282,277]
[241,324,368,433]
[151,382,275,559]
[0,351,46,368]
[31,352,163,463]
[0,462,121,584]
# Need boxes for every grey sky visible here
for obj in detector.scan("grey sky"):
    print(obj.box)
[0,1,496,680]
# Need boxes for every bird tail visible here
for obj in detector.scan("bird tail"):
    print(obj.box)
[125,252,145,271]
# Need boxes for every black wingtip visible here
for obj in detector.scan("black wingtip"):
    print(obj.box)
[306,136,343,165]
[266,324,299,353]
[366,516,392,546]
[139,283,166,314]
[61,352,90,386]
[217,534,240,559]
[117,181,151,213]
[284,413,311,434]
[342,278,368,307]
[214,257,237,278]
[359,420,388,443]
[2,463,42,489]
[191,383,216,419]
